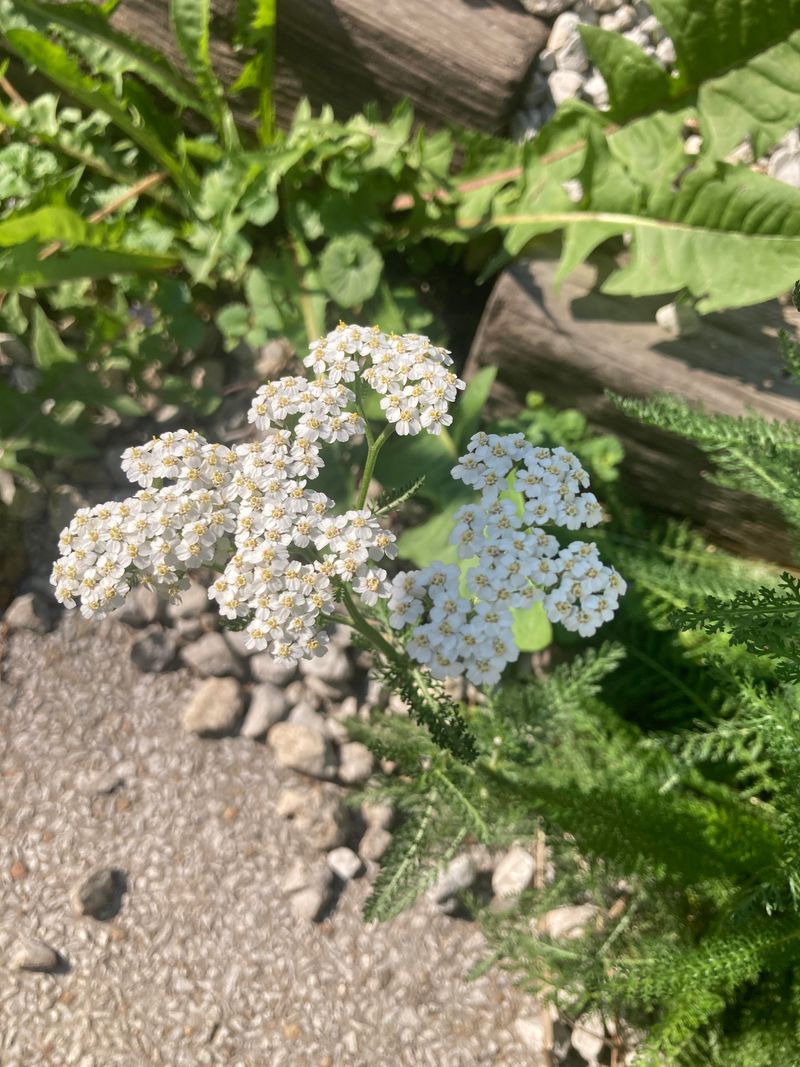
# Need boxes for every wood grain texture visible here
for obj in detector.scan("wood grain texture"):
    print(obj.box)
[109,0,548,133]
[465,252,800,562]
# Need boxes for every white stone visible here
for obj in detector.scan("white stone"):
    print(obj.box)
[432,853,477,905]
[768,145,800,188]
[359,826,392,862]
[655,301,701,337]
[599,4,636,32]
[10,939,60,972]
[655,35,676,65]
[240,683,289,739]
[583,71,609,109]
[548,11,581,53]
[268,722,335,778]
[492,846,536,898]
[548,69,585,106]
[299,645,352,687]
[112,585,160,628]
[277,786,350,850]
[327,846,364,881]
[519,0,571,15]
[4,592,51,634]
[556,34,589,74]
[337,742,374,785]
[182,677,244,735]
[540,903,600,940]
[513,1008,551,1053]
[572,1012,606,1062]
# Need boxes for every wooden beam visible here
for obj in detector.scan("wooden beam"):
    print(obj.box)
[109,0,547,133]
[465,251,800,563]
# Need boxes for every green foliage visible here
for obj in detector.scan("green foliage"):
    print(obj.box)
[3,0,800,479]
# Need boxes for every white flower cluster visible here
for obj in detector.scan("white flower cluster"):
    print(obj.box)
[304,322,464,435]
[51,324,461,664]
[387,432,626,687]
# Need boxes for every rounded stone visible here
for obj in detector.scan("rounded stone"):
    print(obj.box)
[327,846,364,881]
[240,683,289,739]
[10,939,61,973]
[180,632,245,679]
[182,677,244,736]
[337,742,374,785]
[268,722,335,779]
[70,868,126,920]
[4,592,52,634]
[492,846,536,899]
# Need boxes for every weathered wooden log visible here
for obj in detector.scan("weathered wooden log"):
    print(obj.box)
[109,0,547,134]
[465,251,800,563]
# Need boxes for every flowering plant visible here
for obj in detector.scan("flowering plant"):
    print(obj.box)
[51,323,624,753]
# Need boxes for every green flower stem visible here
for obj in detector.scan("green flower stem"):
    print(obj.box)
[355,423,393,510]
[341,586,400,664]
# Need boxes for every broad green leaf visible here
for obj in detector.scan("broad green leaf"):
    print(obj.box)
[580,0,800,156]
[318,233,383,308]
[397,504,462,567]
[14,0,205,112]
[511,602,553,653]
[0,207,89,247]
[452,367,497,453]
[579,25,671,123]
[499,126,800,312]
[32,306,78,369]
[0,243,176,289]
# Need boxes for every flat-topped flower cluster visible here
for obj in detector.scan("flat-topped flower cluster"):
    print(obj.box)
[387,432,626,686]
[51,324,464,665]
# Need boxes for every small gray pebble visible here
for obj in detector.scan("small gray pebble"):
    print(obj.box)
[268,722,336,779]
[250,651,297,687]
[130,628,178,673]
[299,645,353,687]
[240,683,289,739]
[111,585,159,628]
[359,826,392,862]
[180,631,245,679]
[70,868,125,920]
[10,939,61,973]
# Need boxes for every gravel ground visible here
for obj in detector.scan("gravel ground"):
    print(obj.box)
[0,614,541,1067]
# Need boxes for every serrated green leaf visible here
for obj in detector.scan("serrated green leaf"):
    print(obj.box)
[170,0,237,148]
[499,126,800,312]
[14,0,205,112]
[318,233,383,308]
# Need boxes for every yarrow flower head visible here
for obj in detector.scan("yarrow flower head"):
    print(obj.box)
[51,324,465,665]
[388,432,626,687]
